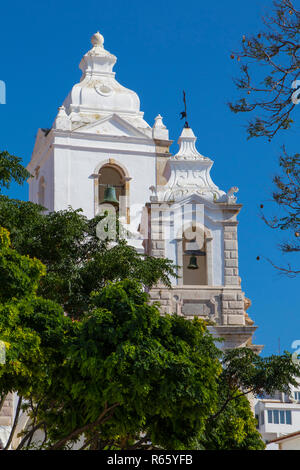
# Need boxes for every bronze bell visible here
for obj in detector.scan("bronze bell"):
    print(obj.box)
[101,186,119,206]
[187,255,199,270]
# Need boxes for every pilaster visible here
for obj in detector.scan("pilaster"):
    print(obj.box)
[223,222,240,286]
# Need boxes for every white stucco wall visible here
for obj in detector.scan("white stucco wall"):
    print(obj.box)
[163,205,225,287]
[53,144,157,228]
[28,149,54,211]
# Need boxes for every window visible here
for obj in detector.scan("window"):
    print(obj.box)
[294,391,300,401]
[268,410,272,423]
[260,411,265,426]
[98,165,125,206]
[267,409,292,425]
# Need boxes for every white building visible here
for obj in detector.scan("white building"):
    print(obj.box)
[0,30,263,448]
[26,30,261,351]
[255,382,300,446]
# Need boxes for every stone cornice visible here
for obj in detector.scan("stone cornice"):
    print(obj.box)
[146,199,242,214]
[52,129,155,146]
[51,142,170,158]
[150,285,244,291]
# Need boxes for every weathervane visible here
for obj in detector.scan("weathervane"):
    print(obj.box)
[180,90,189,128]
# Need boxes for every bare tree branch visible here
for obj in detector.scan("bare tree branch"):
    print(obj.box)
[49,402,119,450]
[229,0,300,140]
[4,396,22,450]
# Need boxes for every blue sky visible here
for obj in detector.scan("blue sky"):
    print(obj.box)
[0,0,299,356]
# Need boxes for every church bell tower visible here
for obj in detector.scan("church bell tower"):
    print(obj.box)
[27,31,261,351]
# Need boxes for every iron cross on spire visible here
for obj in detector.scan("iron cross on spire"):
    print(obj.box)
[180,90,189,128]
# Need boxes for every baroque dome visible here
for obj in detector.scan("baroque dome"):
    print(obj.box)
[62,32,145,123]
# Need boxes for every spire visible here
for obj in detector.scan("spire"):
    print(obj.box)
[91,31,104,48]
[153,114,166,129]
[173,127,204,160]
[61,31,148,124]
[152,114,169,140]
[153,126,228,202]
[79,31,117,78]
[53,105,71,130]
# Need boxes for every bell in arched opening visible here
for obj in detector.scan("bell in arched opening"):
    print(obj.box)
[182,226,207,285]
[101,186,119,207]
[187,255,199,270]
[98,166,125,204]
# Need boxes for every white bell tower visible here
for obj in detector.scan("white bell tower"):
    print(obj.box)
[27,31,172,250]
[146,126,261,350]
[27,31,261,351]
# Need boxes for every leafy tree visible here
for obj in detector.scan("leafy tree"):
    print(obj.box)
[0,229,222,449]
[0,151,31,193]
[0,197,175,318]
[229,0,300,140]
[1,153,299,450]
[39,280,224,450]
[260,147,300,275]
[0,226,73,449]
[198,347,300,450]
[199,386,265,450]
[1,225,300,450]
[229,0,300,273]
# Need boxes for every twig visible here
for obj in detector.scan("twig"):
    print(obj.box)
[50,402,119,450]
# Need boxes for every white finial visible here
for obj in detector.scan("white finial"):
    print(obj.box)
[54,106,71,130]
[80,30,117,73]
[152,114,169,140]
[173,127,204,160]
[91,31,104,48]
[153,114,166,129]
[226,186,239,204]
[57,105,67,117]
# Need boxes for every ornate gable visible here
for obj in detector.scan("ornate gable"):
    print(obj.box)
[73,114,152,139]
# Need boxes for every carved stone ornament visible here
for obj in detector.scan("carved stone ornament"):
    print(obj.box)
[60,31,151,134]
[155,127,229,203]
[181,296,220,322]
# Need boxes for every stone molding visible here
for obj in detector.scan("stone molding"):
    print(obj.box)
[0,393,13,426]
[149,286,245,327]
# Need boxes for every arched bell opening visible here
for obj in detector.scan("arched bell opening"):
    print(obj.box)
[182,226,207,286]
[98,165,126,207]
[94,161,131,222]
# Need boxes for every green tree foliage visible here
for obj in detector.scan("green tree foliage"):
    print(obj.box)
[1,154,299,450]
[0,230,222,449]
[38,280,223,450]
[199,386,265,450]
[197,347,300,450]
[0,197,175,317]
[0,226,73,449]
[0,151,31,193]
[1,224,300,450]
[220,347,300,397]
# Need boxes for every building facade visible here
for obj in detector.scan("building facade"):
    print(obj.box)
[26,31,261,352]
[1,30,264,449]
[255,381,300,445]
